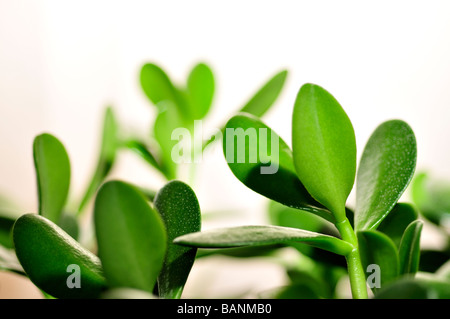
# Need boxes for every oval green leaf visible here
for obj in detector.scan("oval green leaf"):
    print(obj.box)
[355,120,417,231]
[13,214,106,298]
[357,230,399,293]
[398,220,423,275]
[33,133,71,223]
[94,180,167,293]
[78,106,118,213]
[240,70,288,117]
[186,62,215,119]
[292,83,356,221]
[174,225,353,256]
[223,113,333,222]
[377,202,418,248]
[153,180,201,299]
[140,63,190,119]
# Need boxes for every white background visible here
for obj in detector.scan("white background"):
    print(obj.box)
[1,0,450,298]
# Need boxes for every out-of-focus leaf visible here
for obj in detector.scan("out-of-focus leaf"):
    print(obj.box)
[377,203,418,248]
[78,107,118,213]
[186,62,215,119]
[239,70,288,117]
[410,171,450,226]
[33,133,71,223]
[376,275,450,299]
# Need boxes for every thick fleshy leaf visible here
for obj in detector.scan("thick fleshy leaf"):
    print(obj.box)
[239,70,288,117]
[377,203,418,248]
[398,220,423,275]
[33,133,71,223]
[292,83,356,221]
[140,63,189,117]
[268,200,327,255]
[153,104,187,180]
[78,107,118,213]
[94,181,167,293]
[13,214,106,298]
[355,120,417,231]
[410,172,450,226]
[186,63,215,119]
[174,225,353,256]
[357,230,399,293]
[153,180,201,299]
[224,113,333,222]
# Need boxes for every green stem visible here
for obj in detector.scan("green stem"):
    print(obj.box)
[335,218,368,299]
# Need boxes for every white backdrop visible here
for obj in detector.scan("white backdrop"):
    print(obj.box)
[1,0,450,298]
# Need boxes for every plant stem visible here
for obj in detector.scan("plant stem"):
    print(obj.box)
[335,218,368,299]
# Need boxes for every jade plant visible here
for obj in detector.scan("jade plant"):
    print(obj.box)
[174,83,450,299]
[0,61,289,298]
[1,61,449,299]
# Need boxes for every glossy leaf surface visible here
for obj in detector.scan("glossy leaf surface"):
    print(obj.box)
[13,214,106,298]
[357,230,399,292]
[174,225,353,256]
[94,181,167,293]
[355,120,416,230]
[153,180,201,299]
[224,113,333,222]
[78,107,118,213]
[398,220,423,275]
[292,83,356,221]
[33,133,71,223]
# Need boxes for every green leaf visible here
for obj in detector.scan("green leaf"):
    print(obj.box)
[268,200,327,255]
[398,220,423,275]
[410,171,450,226]
[186,62,215,119]
[140,63,189,118]
[224,113,333,222]
[357,230,399,293]
[292,83,356,221]
[153,180,201,299]
[78,107,118,213]
[239,70,288,117]
[33,133,71,223]
[377,203,418,248]
[174,225,353,256]
[355,120,417,231]
[94,181,167,293]
[13,214,106,298]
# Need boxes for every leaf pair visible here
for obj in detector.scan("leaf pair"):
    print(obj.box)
[174,83,417,268]
[12,180,200,299]
[95,179,201,299]
[139,62,288,179]
[358,214,423,293]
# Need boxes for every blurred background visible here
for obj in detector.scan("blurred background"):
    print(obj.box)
[1,0,450,298]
